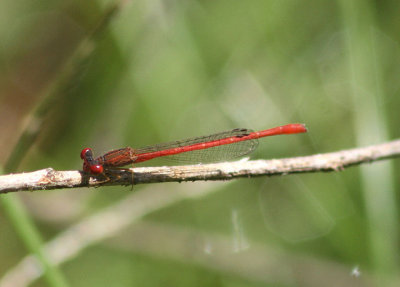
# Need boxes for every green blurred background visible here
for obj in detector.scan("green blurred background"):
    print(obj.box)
[0,0,399,286]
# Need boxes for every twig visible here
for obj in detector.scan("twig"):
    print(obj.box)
[1,139,400,194]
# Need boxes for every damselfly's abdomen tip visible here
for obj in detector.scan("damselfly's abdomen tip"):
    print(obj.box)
[299,123,307,133]
[281,123,308,134]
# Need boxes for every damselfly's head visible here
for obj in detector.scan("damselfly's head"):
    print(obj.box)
[80,148,104,175]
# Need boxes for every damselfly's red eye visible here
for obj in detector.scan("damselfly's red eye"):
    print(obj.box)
[80,148,92,159]
[90,164,104,175]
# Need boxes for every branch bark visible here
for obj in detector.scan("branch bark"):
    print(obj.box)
[1,139,400,194]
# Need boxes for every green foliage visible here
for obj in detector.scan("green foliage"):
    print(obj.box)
[1,0,399,286]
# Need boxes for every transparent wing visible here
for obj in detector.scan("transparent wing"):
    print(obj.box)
[135,128,259,164]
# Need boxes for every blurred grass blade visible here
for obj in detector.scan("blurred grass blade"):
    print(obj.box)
[1,2,124,287]
[0,193,69,287]
[337,0,399,278]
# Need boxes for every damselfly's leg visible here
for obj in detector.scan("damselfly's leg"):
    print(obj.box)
[90,168,134,187]
[130,164,134,190]
[89,173,111,185]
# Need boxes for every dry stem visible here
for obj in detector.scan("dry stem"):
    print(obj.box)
[1,139,399,194]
